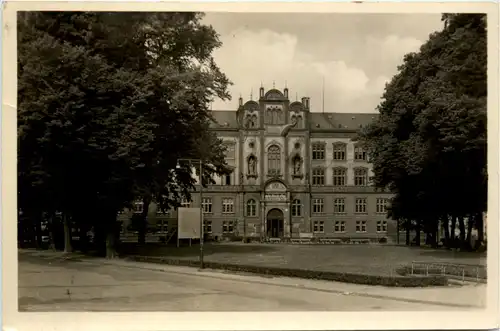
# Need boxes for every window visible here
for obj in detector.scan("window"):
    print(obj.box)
[222,198,234,214]
[156,220,168,234]
[356,221,367,233]
[376,198,389,214]
[377,220,388,233]
[246,199,257,217]
[204,220,212,234]
[180,199,191,208]
[332,143,346,160]
[133,201,144,214]
[334,198,345,213]
[313,221,325,233]
[202,198,212,214]
[267,145,281,175]
[332,167,347,186]
[223,172,233,186]
[222,220,234,233]
[354,145,367,161]
[355,198,367,213]
[354,168,368,186]
[312,198,324,214]
[312,143,325,160]
[291,199,302,217]
[312,168,325,185]
[334,221,346,233]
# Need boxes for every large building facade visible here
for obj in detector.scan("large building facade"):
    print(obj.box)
[120,85,396,242]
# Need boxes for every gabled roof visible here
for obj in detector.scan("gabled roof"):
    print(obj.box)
[310,112,378,131]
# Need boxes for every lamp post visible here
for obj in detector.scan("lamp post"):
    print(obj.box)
[176,158,204,269]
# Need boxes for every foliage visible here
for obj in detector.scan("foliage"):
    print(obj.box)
[18,12,232,255]
[358,14,487,249]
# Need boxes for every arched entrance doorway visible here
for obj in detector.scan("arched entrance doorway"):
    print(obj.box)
[267,208,284,238]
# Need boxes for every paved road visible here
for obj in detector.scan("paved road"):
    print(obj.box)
[18,255,486,311]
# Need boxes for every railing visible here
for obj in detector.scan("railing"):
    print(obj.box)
[409,261,487,283]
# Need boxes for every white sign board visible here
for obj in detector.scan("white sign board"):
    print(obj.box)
[178,207,201,239]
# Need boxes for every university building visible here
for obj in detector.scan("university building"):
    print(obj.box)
[120,84,396,242]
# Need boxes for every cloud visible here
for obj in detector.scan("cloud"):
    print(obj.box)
[211,28,426,113]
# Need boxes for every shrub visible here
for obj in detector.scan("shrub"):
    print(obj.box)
[379,237,388,244]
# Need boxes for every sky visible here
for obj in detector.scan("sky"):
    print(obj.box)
[202,13,444,113]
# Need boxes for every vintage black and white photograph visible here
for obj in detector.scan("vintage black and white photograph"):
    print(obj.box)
[3,3,498,329]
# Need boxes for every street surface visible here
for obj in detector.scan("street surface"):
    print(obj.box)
[18,254,486,311]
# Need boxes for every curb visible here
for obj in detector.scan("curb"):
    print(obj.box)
[126,255,449,288]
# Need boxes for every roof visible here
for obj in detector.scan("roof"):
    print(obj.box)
[309,113,378,131]
[210,111,239,129]
[209,110,378,130]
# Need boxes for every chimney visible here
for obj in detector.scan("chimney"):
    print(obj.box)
[304,97,310,110]
[301,97,307,105]
[284,87,289,98]
[238,95,243,107]
[259,84,264,98]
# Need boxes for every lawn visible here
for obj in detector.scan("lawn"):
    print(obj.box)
[118,242,487,276]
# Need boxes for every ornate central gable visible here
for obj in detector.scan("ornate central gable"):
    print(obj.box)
[264,89,286,101]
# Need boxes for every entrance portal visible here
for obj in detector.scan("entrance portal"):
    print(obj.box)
[266,208,284,238]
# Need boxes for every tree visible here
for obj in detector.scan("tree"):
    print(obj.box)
[358,14,486,250]
[18,12,232,257]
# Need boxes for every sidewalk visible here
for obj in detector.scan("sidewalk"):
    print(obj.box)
[18,249,486,309]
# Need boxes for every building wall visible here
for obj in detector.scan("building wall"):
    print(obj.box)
[120,87,395,241]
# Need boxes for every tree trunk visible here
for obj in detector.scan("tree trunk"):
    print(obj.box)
[106,231,117,259]
[48,212,56,251]
[138,196,151,245]
[396,219,400,244]
[405,220,410,246]
[450,215,457,248]
[34,212,43,249]
[477,212,485,245]
[415,221,421,247]
[443,215,450,248]
[466,215,474,250]
[458,216,466,249]
[63,214,73,253]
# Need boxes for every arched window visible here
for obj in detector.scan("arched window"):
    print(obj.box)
[354,167,368,186]
[267,145,281,175]
[246,199,257,217]
[291,199,301,217]
[332,167,347,186]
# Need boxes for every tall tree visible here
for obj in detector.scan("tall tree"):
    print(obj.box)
[18,12,232,257]
[358,14,486,249]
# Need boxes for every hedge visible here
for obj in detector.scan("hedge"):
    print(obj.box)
[127,255,448,287]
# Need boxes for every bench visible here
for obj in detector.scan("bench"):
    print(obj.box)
[290,238,312,244]
[350,239,371,244]
[319,238,342,244]
[269,238,281,243]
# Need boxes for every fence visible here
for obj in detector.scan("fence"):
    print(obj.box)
[408,261,487,283]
